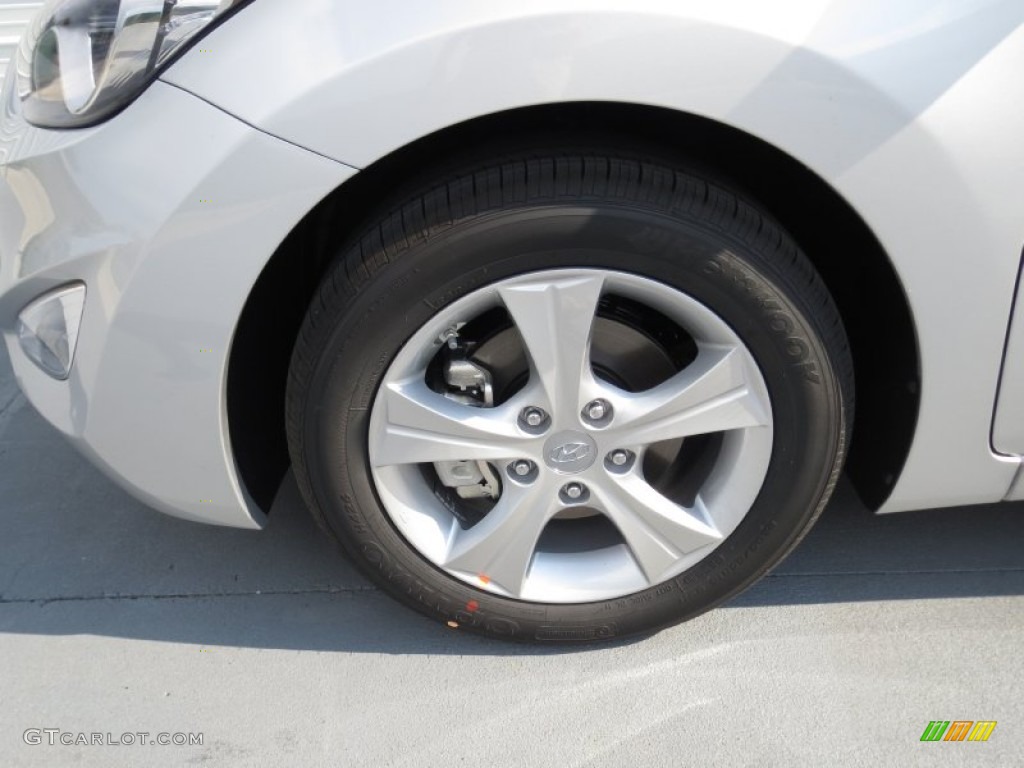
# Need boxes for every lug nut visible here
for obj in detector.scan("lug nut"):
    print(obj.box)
[507,460,537,482]
[559,482,590,504]
[582,399,612,424]
[606,449,635,472]
[520,406,549,432]
[564,482,584,499]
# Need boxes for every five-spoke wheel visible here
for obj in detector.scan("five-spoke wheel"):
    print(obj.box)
[287,150,851,642]
[369,270,773,602]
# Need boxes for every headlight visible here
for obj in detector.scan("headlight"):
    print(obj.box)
[15,0,250,129]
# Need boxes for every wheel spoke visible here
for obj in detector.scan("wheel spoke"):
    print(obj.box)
[498,274,604,417]
[608,345,770,446]
[370,379,528,466]
[443,479,556,596]
[595,472,722,583]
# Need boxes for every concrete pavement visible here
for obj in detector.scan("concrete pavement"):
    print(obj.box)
[1,347,1021,767]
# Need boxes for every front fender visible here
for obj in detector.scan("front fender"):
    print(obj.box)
[164,0,1024,512]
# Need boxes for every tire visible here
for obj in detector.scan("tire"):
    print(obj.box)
[286,149,853,643]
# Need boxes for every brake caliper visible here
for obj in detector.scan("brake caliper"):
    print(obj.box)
[433,326,499,502]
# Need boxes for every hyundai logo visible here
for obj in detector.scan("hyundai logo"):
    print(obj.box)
[542,431,598,473]
[549,442,592,464]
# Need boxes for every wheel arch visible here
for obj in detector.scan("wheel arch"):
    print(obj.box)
[227,102,919,514]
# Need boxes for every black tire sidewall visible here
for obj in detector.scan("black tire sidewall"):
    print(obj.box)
[296,204,845,642]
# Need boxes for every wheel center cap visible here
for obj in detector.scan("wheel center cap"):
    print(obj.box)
[543,431,598,474]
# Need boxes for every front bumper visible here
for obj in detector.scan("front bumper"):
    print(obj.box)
[0,76,355,527]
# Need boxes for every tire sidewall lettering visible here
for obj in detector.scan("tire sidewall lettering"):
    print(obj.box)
[703,257,822,384]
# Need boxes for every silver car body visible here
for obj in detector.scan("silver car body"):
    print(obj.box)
[1,0,1023,529]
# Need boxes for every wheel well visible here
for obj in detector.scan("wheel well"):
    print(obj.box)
[227,102,919,513]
